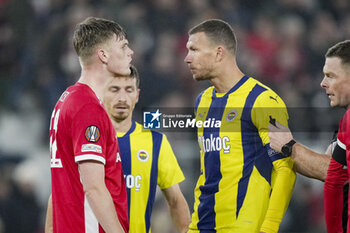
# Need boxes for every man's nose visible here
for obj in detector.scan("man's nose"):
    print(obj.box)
[320,77,327,89]
[118,90,127,101]
[184,53,191,63]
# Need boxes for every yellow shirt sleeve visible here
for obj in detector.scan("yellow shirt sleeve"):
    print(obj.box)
[157,134,185,189]
[252,90,296,233]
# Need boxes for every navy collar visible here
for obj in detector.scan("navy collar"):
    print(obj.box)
[118,121,136,137]
[212,75,249,98]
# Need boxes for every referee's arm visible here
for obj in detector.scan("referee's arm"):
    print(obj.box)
[268,121,330,181]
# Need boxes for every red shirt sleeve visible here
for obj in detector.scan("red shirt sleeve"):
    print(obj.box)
[71,103,110,164]
[324,157,348,233]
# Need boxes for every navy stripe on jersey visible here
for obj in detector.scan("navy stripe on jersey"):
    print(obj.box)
[145,131,162,233]
[124,121,136,136]
[118,136,132,218]
[265,143,285,162]
[212,75,249,98]
[255,145,273,183]
[197,76,248,230]
[197,97,227,230]
[237,84,272,217]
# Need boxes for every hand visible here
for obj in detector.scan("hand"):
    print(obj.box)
[268,121,293,153]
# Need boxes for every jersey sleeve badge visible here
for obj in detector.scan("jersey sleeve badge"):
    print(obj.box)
[85,125,101,142]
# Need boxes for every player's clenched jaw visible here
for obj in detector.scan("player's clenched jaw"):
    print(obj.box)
[184,32,217,81]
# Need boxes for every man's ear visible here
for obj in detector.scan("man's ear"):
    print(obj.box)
[215,46,225,62]
[97,49,108,64]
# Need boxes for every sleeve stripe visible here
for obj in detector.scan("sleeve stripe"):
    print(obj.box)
[75,154,106,164]
[337,139,346,150]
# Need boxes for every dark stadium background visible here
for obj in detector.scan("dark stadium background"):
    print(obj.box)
[1,0,349,232]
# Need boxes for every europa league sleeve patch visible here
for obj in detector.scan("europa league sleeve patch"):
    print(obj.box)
[85,125,101,142]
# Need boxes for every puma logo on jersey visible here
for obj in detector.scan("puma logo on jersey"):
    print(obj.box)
[269,95,279,103]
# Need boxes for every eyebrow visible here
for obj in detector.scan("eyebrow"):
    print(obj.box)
[323,70,336,76]
[109,84,135,89]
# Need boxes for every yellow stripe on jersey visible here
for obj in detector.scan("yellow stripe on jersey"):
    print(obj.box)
[117,122,185,233]
[189,75,295,233]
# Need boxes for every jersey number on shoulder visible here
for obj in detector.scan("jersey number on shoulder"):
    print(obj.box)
[50,109,63,168]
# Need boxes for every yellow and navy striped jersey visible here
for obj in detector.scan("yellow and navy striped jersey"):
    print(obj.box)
[189,75,295,233]
[117,121,185,233]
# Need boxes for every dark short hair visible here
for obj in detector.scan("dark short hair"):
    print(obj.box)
[326,40,350,66]
[189,19,237,55]
[73,17,127,62]
[129,65,140,88]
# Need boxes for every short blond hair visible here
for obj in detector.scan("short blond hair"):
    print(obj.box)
[73,17,127,63]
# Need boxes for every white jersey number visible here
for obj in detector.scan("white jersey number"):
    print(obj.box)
[50,109,63,168]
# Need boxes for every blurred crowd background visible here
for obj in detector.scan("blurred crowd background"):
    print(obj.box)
[1,0,350,232]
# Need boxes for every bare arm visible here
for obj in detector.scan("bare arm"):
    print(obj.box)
[268,121,330,181]
[161,184,191,233]
[79,160,125,233]
[45,194,53,233]
[289,143,330,181]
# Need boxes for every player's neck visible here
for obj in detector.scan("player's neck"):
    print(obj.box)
[113,118,133,133]
[78,65,112,100]
[211,67,244,94]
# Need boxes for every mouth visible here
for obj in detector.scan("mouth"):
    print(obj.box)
[188,67,196,73]
[327,93,334,99]
[114,105,129,111]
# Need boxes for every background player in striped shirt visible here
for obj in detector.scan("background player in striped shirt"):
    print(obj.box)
[103,65,191,233]
[184,19,295,233]
[46,17,133,233]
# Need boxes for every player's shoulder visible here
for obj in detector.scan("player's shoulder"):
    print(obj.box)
[339,109,350,135]
[195,86,215,108]
[197,86,214,100]
[134,121,164,136]
[62,83,103,112]
[248,77,274,93]
[343,108,350,122]
[249,78,286,108]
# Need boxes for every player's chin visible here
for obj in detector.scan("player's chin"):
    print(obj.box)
[115,66,131,77]
[194,75,209,81]
[193,75,201,81]
[330,101,338,108]
[122,67,131,76]
[114,112,129,120]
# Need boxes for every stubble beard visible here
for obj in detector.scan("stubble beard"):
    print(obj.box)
[112,112,129,123]
[193,73,212,81]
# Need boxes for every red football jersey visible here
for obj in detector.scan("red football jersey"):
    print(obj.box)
[49,82,128,233]
[324,109,350,233]
[338,110,350,149]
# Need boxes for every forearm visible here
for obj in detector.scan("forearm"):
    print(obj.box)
[45,194,53,233]
[79,161,125,233]
[261,159,296,233]
[292,143,330,181]
[85,186,125,233]
[162,185,191,233]
[168,195,191,233]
